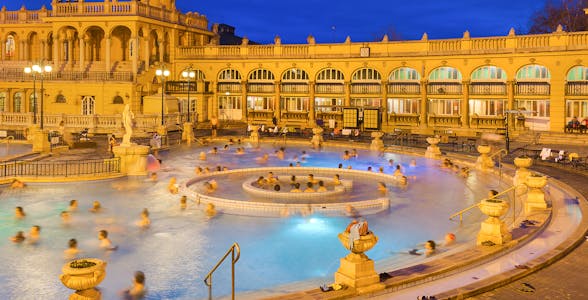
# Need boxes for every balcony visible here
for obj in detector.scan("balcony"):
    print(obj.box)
[427,83,462,95]
[351,83,381,94]
[469,83,506,95]
[469,114,506,129]
[315,83,344,94]
[165,81,198,93]
[281,83,309,94]
[566,82,588,96]
[387,83,420,95]
[388,113,420,126]
[515,82,550,96]
[247,109,274,122]
[217,83,241,93]
[247,83,275,93]
[428,114,462,127]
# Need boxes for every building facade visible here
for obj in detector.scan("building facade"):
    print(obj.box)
[1,1,588,137]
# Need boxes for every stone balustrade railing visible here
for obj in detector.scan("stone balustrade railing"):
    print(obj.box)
[0,112,189,134]
[177,31,588,59]
[0,1,208,29]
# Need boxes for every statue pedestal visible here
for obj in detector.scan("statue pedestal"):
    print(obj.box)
[182,122,194,145]
[424,137,442,159]
[60,258,106,300]
[369,132,384,152]
[477,199,511,245]
[525,175,548,215]
[475,145,494,171]
[310,127,324,149]
[250,125,260,145]
[113,144,150,176]
[335,232,384,293]
[31,128,50,153]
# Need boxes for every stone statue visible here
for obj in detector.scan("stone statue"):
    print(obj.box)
[122,104,134,146]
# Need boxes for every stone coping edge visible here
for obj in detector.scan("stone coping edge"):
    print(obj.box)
[433,176,588,300]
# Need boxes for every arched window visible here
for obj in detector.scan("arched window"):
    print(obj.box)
[218,69,242,81]
[516,64,550,81]
[5,35,15,57]
[113,95,124,104]
[55,94,67,103]
[282,68,309,81]
[567,66,588,81]
[429,67,462,81]
[183,69,206,80]
[389,67,420,81]
[248,68,275,81]
[0,92,6,112]
[13,92,22,112]
[316,68,344,81]
[471,66,507,81]
[351,68,381,82]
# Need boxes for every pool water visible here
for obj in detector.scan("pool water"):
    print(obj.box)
[0,143,508,299]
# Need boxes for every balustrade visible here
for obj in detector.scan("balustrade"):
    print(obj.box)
[315,84,344,94]
[217,83,242,93]
[565,82,588,96]
[281,83,309,94]
[247,83,275,93]
[387,83,420,95]
[469,115,506,129]
[515,82,550,96]
[427,83,462,95]
[351,83,381,94]
[469,83,507,95]
[428,114,462,126]
[388,113,420,126]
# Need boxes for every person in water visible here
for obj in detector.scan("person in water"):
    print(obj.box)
[137,209,151,228]
[122,271,146,300]
[98,230,117,251]
[304,182,315,193]
[15,206,26,219]
[61,211,71,225]
[89,201,102,213]
[28,225,41,244]
[68,200,78,212]
[317,180,327,192]
[10,231,25,243]
[64,238,81,260]
[290,183,302,193]
[377,182,388,194]
[333,174,342,185]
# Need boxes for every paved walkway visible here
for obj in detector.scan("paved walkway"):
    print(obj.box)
[471,164,588,300]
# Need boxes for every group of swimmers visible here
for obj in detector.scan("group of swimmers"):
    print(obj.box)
[441,158,470,178]
[254,172,340,193]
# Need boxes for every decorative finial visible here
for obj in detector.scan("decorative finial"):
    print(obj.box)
[421,32,428,41]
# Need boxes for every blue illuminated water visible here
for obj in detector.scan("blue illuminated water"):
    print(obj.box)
[0,143,505,299]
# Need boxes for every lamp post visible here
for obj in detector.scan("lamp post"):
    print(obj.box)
[24,63,52,129]
[181,66,196,122]
[23,66,37,125]
[155,67,170,127]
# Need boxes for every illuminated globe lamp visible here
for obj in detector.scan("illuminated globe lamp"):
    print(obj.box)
[155,67,170,137]
[60,258,107,300]
[335,226,385,294]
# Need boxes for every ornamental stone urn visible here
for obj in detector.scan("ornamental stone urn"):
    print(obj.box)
[310,127,324,149]
[60,258,107,300]
[424,136,442,159]
[249,125,260,145]
[370,131,385,152]
[475,144,494,171]
[524,174,548,215]
[334,231,385,294]
[513,156,533,189]
[477,198,511,245]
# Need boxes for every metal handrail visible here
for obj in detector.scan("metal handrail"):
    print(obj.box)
[204,243,241,300]
[488,148,508,159]
[449,184,527,223]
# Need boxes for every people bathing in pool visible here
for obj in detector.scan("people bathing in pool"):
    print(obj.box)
[68,199,78,212]
[64,238,81,259]
[98,229,118,251]
[317,181,327,192]
[10,231,25,243]
[136,209,151,229]
[15,206,26,219]
[290,183,302,193]
[304,182,315,193]
[89,201,102,213]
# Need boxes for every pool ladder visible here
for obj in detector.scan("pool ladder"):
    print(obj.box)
[204,242,241,300]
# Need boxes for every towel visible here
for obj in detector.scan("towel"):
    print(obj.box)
[555,150,564,162]
[539,148,551,160]
[348,223,361,250]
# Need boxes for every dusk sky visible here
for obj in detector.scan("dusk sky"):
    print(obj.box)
[5,0,547,44]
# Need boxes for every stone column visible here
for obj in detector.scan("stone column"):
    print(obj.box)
[420,79,427,128]
[0,39,5,61]
[241,80,247,121]
[158,39,164,63]
[79,37,85,71]
[308,81,315,126]
[105,35,111,72]
[274,80,281,122]
[381,80,388,125]
[131,35,138,76]
[344,81,351,106]
[143,37,150,68]
[53,36,60,65]
[23,40,29,61]
[462,80,470,127]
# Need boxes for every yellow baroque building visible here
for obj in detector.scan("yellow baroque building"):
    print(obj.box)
[1,0,588,138]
